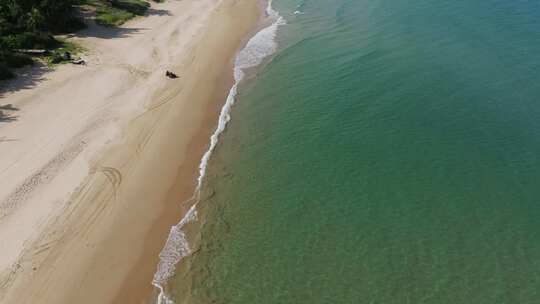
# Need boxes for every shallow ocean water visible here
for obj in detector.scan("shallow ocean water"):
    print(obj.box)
[169,0,540,302]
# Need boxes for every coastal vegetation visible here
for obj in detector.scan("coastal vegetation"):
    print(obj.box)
[0,0,81,79]
[0,0,152,80]
[89,0,150,27]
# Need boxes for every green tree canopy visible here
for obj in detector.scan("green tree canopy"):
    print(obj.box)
[0,0,78,34]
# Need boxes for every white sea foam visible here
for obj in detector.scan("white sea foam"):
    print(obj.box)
[293,0,306,15]
[152,2,285,303]
[153,205,197,304]
[197,0,285,190]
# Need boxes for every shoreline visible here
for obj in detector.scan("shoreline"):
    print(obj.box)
[153,1,285,302]
[0,0,261,303]
[114,2,266,298]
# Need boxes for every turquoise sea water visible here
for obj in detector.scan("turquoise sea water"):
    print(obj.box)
[168,0,540,302]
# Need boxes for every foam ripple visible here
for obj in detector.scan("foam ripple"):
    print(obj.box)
[153,1,285,303]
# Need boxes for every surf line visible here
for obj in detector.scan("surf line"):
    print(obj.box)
[152,1,285,303]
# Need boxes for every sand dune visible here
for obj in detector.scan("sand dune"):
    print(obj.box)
[0,0,260,302]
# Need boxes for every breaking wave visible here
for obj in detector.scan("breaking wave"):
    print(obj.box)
[152,1,285,303]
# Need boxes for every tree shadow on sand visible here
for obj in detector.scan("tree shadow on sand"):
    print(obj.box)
[68,24,145,40]
[0,5,170,98]
[0,62,51,98]
[71,7,172,39]
[147,8,172,17]
[0,18,144,98]
[66,8,147,39]
[0,104,20,123]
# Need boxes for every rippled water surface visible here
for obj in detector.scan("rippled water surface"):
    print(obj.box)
[169,0,540,302]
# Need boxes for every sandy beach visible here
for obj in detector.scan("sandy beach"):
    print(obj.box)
[0,0,260,302]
